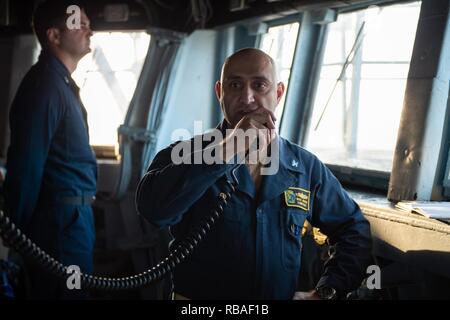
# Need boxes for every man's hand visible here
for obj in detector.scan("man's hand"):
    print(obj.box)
[236,107,277,131]
[236,107,277,153]
[221,107,277,163]
[292,290,321,300]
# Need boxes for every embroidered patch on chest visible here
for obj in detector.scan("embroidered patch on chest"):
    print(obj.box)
[284,187,310,212]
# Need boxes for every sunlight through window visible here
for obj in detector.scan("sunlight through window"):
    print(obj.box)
[72,32,150,150]
[260,22,299,130]
[306,2,421,172]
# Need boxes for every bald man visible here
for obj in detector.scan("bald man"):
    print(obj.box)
[136,48,372,300]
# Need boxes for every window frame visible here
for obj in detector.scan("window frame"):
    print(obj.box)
[73,30,151,156]
[257,14,302,130]
[291,1,421,192]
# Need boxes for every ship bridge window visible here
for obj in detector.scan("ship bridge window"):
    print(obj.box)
[72,31,150,156]
[305,2,421,173]
[259,22,299,130]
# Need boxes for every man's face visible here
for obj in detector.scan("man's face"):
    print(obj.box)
[59,10,92,61]
[216,52,285,128]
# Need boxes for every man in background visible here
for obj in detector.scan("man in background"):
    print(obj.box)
[3,0,97,299]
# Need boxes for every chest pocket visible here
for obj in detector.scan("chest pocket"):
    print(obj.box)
[281,208,308,271]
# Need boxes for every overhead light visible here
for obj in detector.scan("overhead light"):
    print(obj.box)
[104,4,130,22]
[0,0,11,26]
[229,0,248,12]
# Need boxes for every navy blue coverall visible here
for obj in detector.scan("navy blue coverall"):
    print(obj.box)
[136,122,372,299]
[4,51,97,299]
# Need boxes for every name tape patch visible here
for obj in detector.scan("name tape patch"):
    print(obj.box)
[284,187,310,212]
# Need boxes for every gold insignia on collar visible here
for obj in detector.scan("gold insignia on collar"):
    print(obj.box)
[284,187,310,212]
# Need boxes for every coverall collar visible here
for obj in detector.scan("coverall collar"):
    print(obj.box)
[38,50,89,134]
[258,136,306,203]
[39,50,72,80]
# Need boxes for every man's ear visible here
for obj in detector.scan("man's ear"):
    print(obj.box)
[46,28,61,47]
[276,82,285,103]
[215,81,222,101]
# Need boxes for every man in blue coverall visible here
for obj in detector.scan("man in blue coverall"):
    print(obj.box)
[3,0,96,299]
[136,48,372,300]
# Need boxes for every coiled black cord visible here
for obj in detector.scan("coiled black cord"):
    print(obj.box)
[0,180,236,291]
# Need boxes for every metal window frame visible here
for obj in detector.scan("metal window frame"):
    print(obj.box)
[288,1,425,192]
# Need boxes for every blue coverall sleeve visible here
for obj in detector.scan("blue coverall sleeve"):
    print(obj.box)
[310,158,372,295]
[136,142,233,228]
[4,86,62,228]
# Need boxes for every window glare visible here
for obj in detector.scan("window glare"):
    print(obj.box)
[260,22,299,129]
[306,2,421,172]
[72,32,150,147]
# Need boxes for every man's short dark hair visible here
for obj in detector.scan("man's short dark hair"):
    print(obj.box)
[32,0,85,48]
